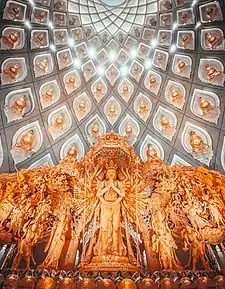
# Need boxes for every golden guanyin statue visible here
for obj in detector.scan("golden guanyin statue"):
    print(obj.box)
[0,133,225,273]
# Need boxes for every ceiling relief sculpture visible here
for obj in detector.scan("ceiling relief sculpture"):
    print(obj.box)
[0,0,224,174]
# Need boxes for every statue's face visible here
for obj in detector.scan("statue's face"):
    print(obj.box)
[106,168,116,179]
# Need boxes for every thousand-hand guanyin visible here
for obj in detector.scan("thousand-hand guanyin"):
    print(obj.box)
[0,132,224,272]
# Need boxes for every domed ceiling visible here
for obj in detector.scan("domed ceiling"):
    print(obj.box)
[0,0,225,173]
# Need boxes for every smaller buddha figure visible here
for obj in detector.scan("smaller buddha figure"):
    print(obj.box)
[79,47,86,58]
[2,31,20,49]
[149,17,156,26]
[67,75,76,87]
[162,1,172,10]
[181,12,189,24]
[122,84,129,98]
[6,6,20,20]
[162,15,171,25]
[69,16,78,26]
[189,131,210,154]
[60,52,69,65]
[73,29,81,39]
[65,75,76,93]
[56,15,64,25]
[171,88,185,109]
[78,100,86,113]
[205,33,222,50]
[160,115,171,130]
[125,122,135,144]
[161,32,168,45]
[4,63,20,81]
[206,7,218,22]
[33,11,45,23]
[146,143,157,159]
[42,88,55,102]
[9,95,27,115]
[157,54,164,68]
[56,32,65,43]
[54,1,65,10]
[140,45,147,57]
[177,60,188,73]
[36,58,48,74]
[95,83,103,99]
[198,97,220,123]
[108,104,117,118]
[14,130,35,152]
[54,114,64,129]
[160,114,176,140]
[205,64,222,84]
[139,98,149,115]
[66,144,78,158]
[149,75,157,89]
[199,97,214,115]
[182,35,190,49]
[33,33,44,47]
[48,114,65,138]
[88,123,100,144]
[133,64,139,74]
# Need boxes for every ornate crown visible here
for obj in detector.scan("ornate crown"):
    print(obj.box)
[106,159,118,170]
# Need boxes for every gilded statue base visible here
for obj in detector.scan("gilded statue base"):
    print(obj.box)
[79,255,140,272]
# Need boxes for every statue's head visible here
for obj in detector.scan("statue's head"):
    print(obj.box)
[105,160,118,180]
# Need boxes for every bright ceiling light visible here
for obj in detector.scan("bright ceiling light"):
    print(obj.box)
[144,59,152,69]
[170,44,177,53]
[172,22,178,30]
[67,37,75,47]
[130,49,137,59]
[73,58,81,69]
[88,47,97,59]
[97,66,105,76]
[48,21,54,30]
[120,66,128,77]
[108,50,117,61]
[24,20,32,29]
[50,44,56,52]
[150,39,158,48]
[195,22,201,28]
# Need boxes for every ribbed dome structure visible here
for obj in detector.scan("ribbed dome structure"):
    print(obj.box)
[0,0,225,172]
